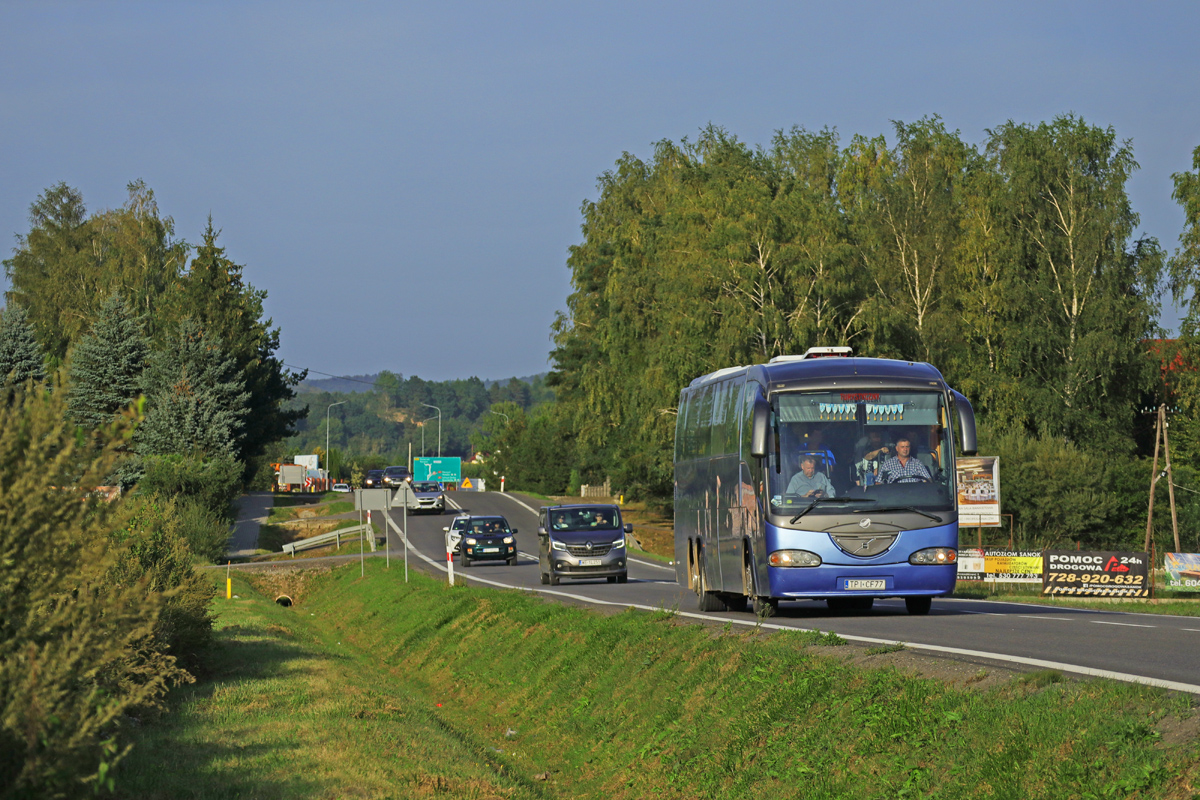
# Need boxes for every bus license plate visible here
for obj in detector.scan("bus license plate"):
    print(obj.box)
[483,547,500,553]
[579,558,603,566]
[844,579,885,590]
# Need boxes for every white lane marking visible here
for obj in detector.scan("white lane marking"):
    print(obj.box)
[1018,616,1073,621]
[1184,629,1200,633]
[384,514,1200,696]
[1091,620,1157,629]
[958,610,1005,616]
[487,492,675,572]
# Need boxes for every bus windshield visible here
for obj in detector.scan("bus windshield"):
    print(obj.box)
[767,390,955,515]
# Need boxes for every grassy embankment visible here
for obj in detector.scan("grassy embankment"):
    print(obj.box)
[254,492,375,559]
[117,563,1200,799]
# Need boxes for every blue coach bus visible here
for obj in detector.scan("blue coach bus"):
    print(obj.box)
[674,347,977,616]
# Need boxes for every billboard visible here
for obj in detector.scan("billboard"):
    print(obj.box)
[294,454,320,471]
[956,548,1040,583]
[1165,553,1200,592]
[956,456,1001,526]
[1042,551,1150,598]
[414,457,462,483]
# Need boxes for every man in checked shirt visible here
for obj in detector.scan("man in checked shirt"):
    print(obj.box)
[875,436,932,484]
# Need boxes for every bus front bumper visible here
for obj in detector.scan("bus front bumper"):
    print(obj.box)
[767,563,957,598]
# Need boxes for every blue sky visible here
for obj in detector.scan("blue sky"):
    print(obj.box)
[1,1,1197,381]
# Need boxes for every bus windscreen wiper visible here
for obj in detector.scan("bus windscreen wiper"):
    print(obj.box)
[867,506,942,523]
[790,497,876,524]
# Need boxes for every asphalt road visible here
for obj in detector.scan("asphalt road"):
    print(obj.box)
[378,491,1200,694]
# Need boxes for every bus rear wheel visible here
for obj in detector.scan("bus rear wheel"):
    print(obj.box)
[905,597,932,615]
[694,548,726,613]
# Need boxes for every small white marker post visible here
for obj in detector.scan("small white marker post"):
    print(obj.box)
[446,531,455,587]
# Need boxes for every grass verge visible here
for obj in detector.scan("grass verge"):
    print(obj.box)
[118,564,1200,799]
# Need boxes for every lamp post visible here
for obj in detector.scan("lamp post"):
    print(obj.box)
[420,402,442,457]
[326,401,346,482]
[489,409,510,425]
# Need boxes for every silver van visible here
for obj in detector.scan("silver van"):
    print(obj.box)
[538,504,631,585]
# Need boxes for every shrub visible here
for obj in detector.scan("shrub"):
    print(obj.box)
[0,382,188,796]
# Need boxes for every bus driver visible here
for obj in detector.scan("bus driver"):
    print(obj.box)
[786,454,836,498]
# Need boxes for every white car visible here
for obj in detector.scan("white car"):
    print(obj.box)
[442,515,471,554]
[332,483,351,493]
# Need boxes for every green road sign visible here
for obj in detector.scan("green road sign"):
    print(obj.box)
[413,457,462,483]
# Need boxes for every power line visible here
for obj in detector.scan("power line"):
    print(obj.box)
[284,363,379,387]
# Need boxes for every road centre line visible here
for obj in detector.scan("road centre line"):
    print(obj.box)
[1091,620,1157,628]
[383,514,1200,697]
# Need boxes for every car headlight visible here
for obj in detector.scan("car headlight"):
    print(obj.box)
[909,547,957,565]
[768,550,822,567]
[612,538,625,549]
[550,539,568,552]
[503,536,514,544]
[465,538,477,546]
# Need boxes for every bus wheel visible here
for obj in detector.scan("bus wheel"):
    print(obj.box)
[695,551,726,613]
[752,595,777,618]
[905,597,932,615]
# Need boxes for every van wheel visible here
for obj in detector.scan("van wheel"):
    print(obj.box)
[616,572,628,584]
[607,576,617,583]
[905,597,932,615]
[539,572,549,585]
[549,572,560,586]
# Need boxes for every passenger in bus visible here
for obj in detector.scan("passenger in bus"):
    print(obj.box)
[786,454,836,498]
[875,437,932,484]
[854,429,891,486]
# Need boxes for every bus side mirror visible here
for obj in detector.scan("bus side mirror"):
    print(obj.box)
[951,390,977,455]
[750,394,770,458]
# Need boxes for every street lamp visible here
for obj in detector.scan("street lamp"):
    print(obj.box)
[326,401,347,480]
[489,409,510,425]
[420,402,442,456]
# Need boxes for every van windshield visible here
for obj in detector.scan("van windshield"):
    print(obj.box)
[549,508,621,532]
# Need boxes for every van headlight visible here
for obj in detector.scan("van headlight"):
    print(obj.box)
[550,539,568,552]
[768,550,822,567]
[909,547,957,565]
[612,538,625,549]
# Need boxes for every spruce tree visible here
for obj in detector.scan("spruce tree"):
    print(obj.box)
[0,304,46,388]
[67,293,148,428]
[137,319,249,459]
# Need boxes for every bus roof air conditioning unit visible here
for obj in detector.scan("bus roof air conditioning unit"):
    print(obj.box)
[768,347,853,364]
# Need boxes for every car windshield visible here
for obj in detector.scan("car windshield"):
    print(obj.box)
[549,508,621,532]
[767,390,955,515]
[452,518,469,530]
[414,482,440,492]
[469,518,509,535]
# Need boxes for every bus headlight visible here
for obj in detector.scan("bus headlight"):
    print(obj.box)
[909,547,957,565]
[550,539,568,552]
[768,550,822,567]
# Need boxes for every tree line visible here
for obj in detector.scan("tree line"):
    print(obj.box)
[280,372,554,480]
[533,116,1200,551]
[1,181,301,794]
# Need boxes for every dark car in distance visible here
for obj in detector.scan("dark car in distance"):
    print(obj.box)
[459,516,518,567]
[382,465,411,488]
[539,504,630,585]
[363,469,385,489]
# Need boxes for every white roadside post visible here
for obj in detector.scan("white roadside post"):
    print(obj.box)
[446,526,455,586]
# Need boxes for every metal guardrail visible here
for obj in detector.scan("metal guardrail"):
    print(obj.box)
[282,523,374,556]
